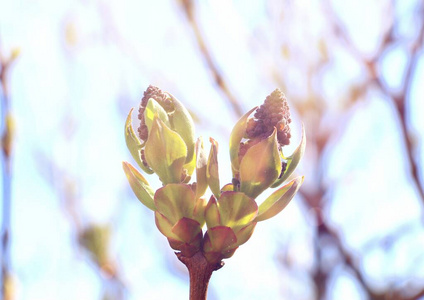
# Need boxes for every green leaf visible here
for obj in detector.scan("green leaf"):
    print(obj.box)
[256,176,304,222]
[124,108,153,174]
[240,129,282,198]
[122,161,155,210]
[229,107,257,177]
[168,93,196,176]
[215,191,257,232]
[271,124,306,188]
[154,184,196,224]
[195,137,208,199]
[207,138,221,198]
[145,116,187,184]
[144,98,170,134]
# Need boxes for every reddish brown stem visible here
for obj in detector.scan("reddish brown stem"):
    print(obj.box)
[176,252,223,300]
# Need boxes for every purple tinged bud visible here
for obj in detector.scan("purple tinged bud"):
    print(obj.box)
[231,89,292,182]
[137,85,174,141]
[245,88,291,148]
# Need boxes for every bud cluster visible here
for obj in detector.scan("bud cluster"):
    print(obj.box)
[123,86,305,265]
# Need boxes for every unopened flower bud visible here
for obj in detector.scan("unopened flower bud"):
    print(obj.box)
[243,88,291,157]
[125,85,196,184]
[229,89,305,196]
[138,85,173,141]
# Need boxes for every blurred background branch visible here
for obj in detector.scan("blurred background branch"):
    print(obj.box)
[1,41,19,300]
[324,0,424,207]
[35,149,127,300]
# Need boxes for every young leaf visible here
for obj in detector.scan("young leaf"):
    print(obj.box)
[122,161,156,210]
[229,106,258,177]
[145,116,187,184]
[239,130,282,198]
[124,109,153,174]
[195,137,208,199]
[154,184,196,225]
[155,211,179,240]
[168,93,196,175]
[144,98,170,134]
[207,138,221,198]
[192,197,207,227]
[256,176,304,222]
[172,217,202,244]
[205,195,221,229]
[215,191,258,232]
[271,124,306,188]
[203,226,237,254]
[234,222,256,246]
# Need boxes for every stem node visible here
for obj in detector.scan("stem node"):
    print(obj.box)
[176,252,223,300]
